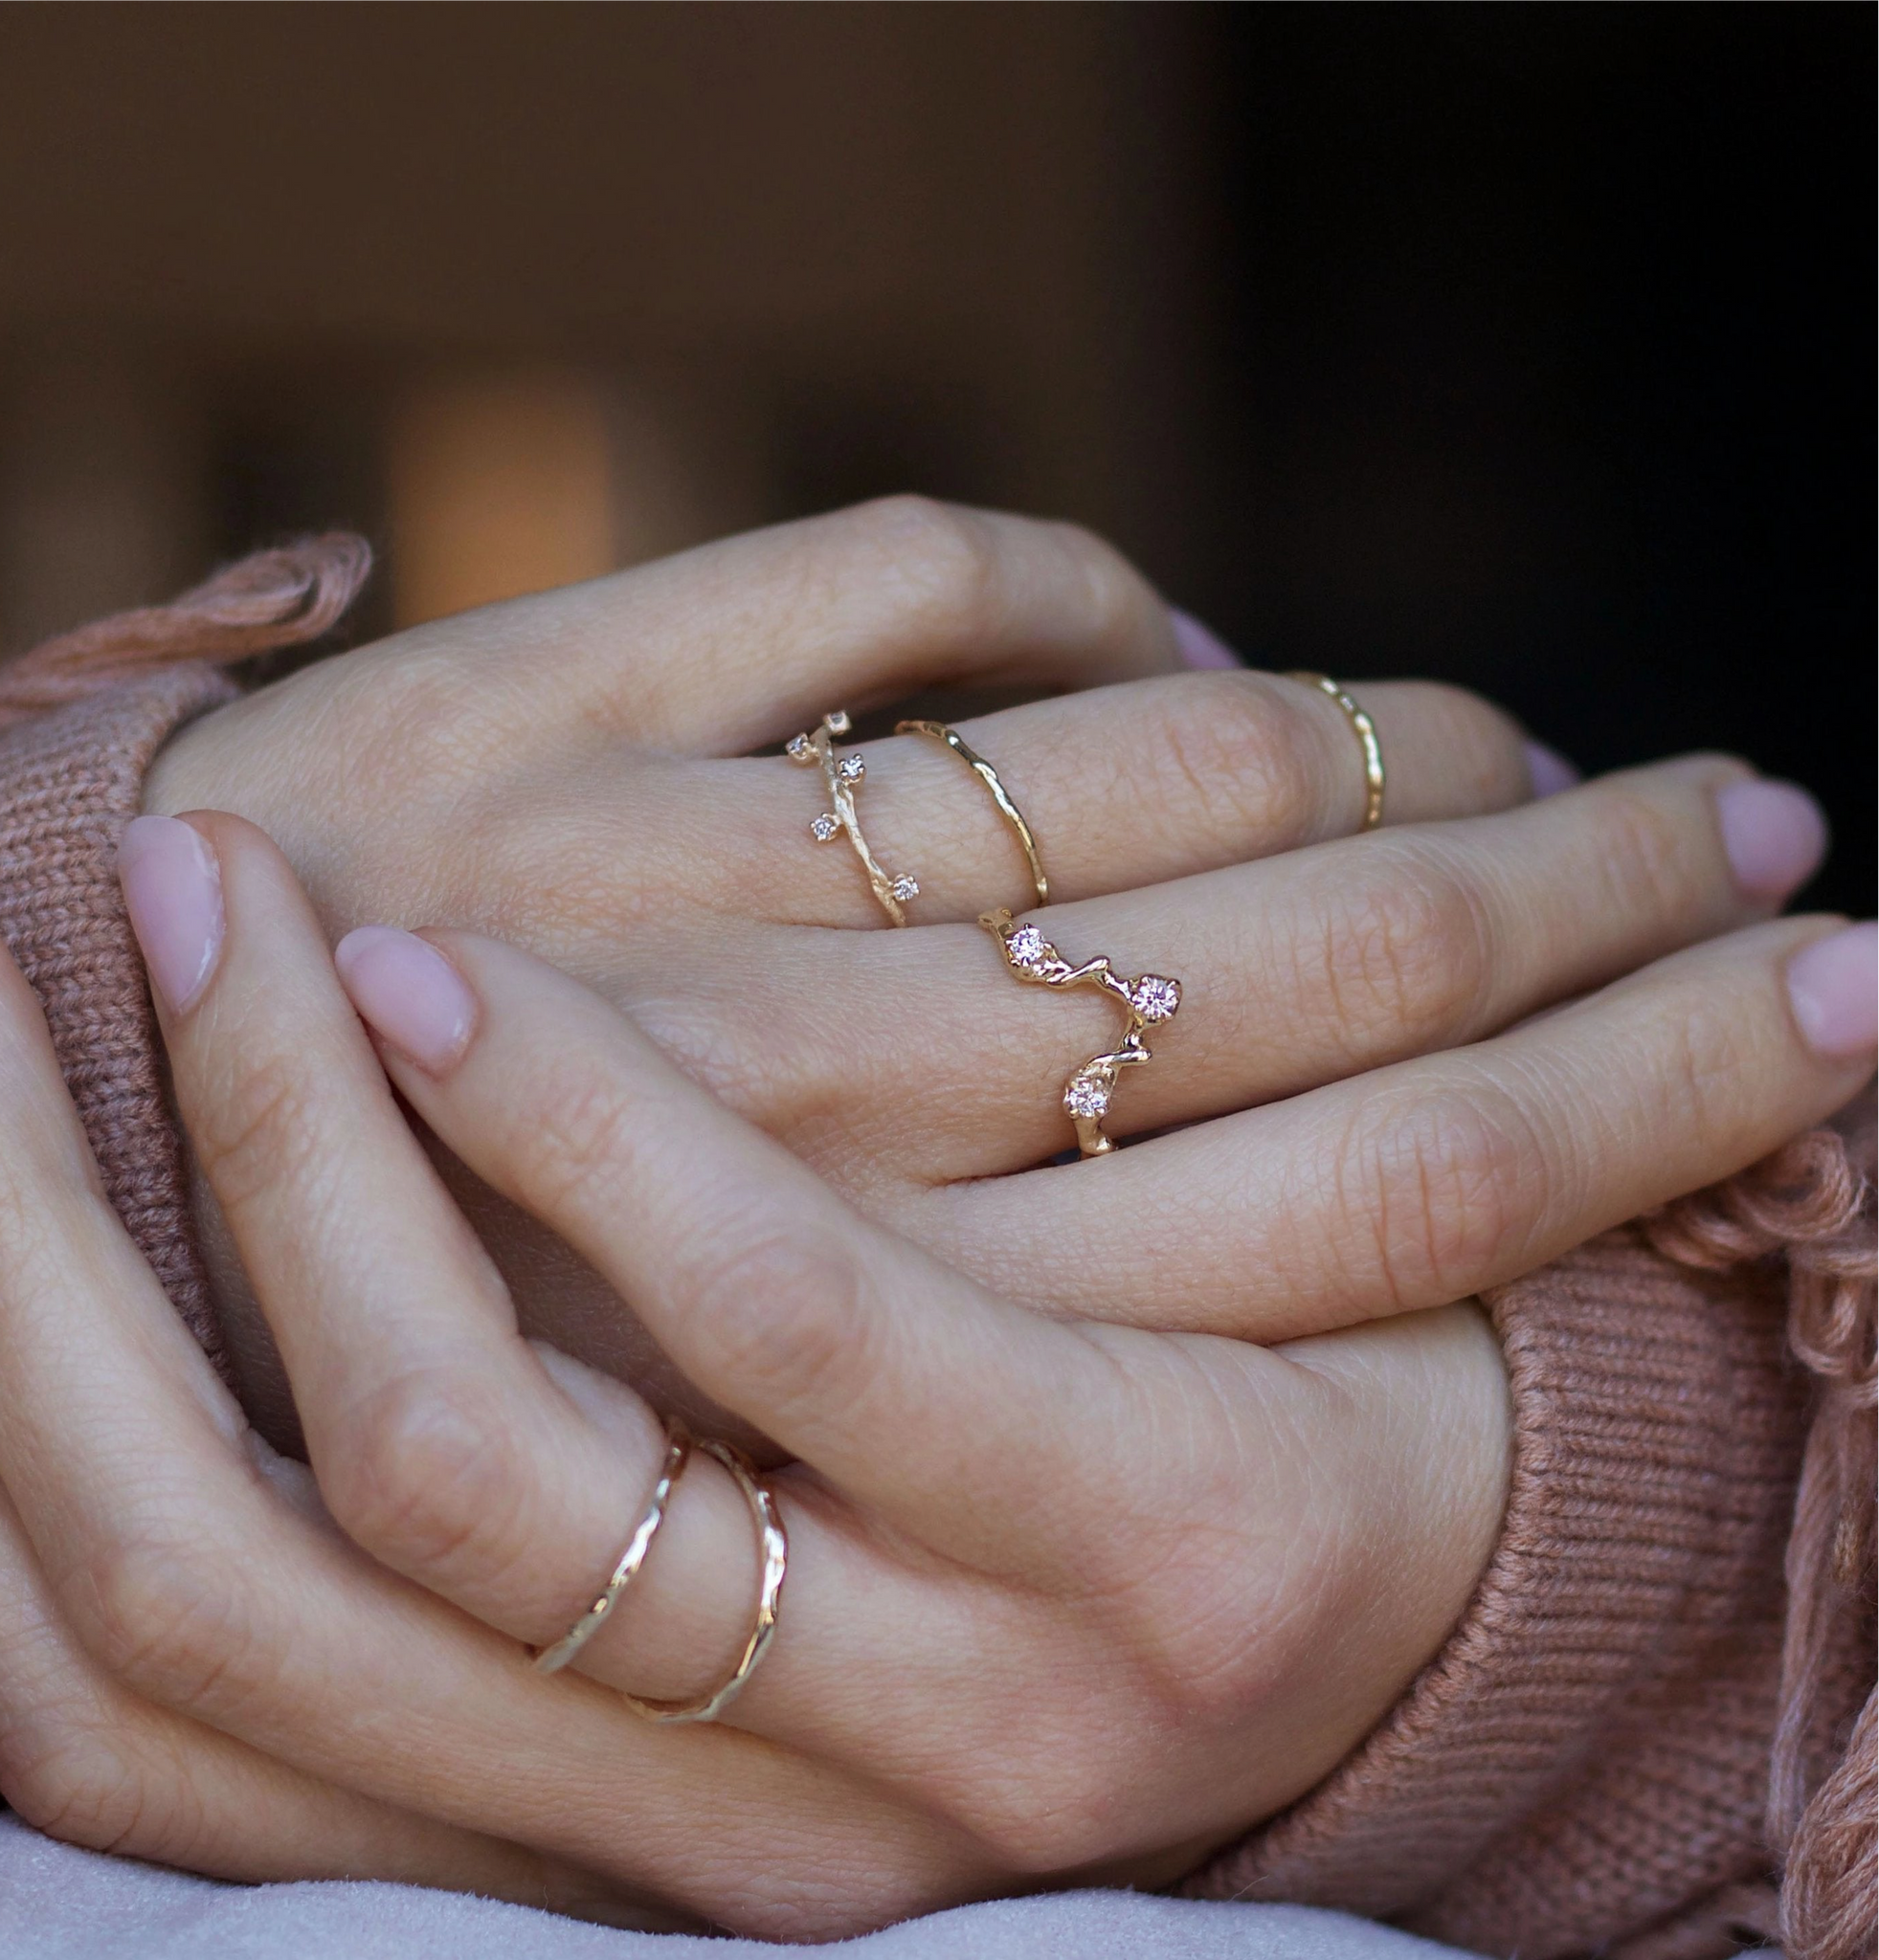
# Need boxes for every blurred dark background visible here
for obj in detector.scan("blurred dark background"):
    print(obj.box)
[0,4,1869,910]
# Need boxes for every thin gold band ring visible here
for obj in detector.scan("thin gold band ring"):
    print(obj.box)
[1288,672,1385,831]
[533,1423,690,1676]
[896,720,1049,906]
[620,1439,789,1726]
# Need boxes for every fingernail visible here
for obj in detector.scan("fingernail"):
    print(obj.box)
[1787,925,1878,1059]
[118,815,225,1014]
[1523,740,1581,799]
[1717,779,1829,900]
[1171,609,1243,670]
[334,926,476,1073]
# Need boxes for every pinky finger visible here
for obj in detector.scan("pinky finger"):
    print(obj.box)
[0,1485,662,1924]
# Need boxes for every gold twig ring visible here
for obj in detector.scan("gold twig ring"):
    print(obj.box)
[979,908,1181,1155]
[620,1439,788,1726]
[896,720,1049,906]
[533,1421,691,1675]
[787,712,921,924]
[1289,672,1384,831]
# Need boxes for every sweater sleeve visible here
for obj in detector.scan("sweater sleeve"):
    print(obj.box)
[0,668,239,1373]
[1185,1204,1875,1960]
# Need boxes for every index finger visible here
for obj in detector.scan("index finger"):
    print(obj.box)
[372,497,1186,754]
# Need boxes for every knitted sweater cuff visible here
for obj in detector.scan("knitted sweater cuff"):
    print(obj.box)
[1186,1231,1814,1957]
[0,667,239,1376]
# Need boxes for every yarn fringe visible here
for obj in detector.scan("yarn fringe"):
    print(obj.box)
[1643,1107,1877,1960]
[0,534,372,729]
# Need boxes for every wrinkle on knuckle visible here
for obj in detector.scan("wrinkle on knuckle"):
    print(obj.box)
[511,1064,640,1223]
[1588,786,1705,924]
[75,1534,274,1720]
[839,496,1003,640]
[1,1726,163,1855]
[189,1053,329,1222]
[675,1227,869,1421]
[1144,677,1311,846]
[1312,854,1493,1056]
[322,1369,526,1585]
[1341,1084,1543,1310]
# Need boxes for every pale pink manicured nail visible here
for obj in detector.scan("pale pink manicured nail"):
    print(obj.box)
[1523,741,1581,799]
[1787,924,1878,1059]
[1716,779,1828,900]
[118,814,225,1014]
[1170,609,1243,670]
[334,926,476,1074]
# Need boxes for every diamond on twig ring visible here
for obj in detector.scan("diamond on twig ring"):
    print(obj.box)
[979,907,1182,1155]
[787,712,920,924]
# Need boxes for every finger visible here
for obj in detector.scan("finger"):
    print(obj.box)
[389,498,1188,755]
[703,670,1532,927]
[931,914,1878,1341]
[0,929,975,1939]
[640,756,1819,1184]
[132,815,1085,1723]
[132,813,789,1694]
[0,1486,617,1915]
[337,922,1118,1533]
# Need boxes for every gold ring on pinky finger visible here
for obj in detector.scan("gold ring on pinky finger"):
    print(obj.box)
[895,719,1049,907]
[533,1421,691,1675]
[1288,672,1385,832]
[620,1439,789,1726]
[787,711,921,925]
[979,908,1182,1156]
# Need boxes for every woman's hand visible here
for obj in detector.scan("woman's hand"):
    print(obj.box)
[5,813,1866,1936]
[0,817,1518,1938]
[144,500,1836,1439]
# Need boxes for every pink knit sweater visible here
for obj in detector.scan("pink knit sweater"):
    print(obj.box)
[1,553,1871,1960]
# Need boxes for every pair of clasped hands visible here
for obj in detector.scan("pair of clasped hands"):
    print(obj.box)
[0,500,1870,1938]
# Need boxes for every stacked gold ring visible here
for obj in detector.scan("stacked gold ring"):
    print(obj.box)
[896,719,1049,906]
[533,1420,788,1726]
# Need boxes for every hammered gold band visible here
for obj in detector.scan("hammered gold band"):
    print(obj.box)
[788,712,920,925]
[980,908,1181,1156]
[896,720,1049,906]
[533,1422,690,1676]
[620,1439,788,1726]
[1289,672,1385,831]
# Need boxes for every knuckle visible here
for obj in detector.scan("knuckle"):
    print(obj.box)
[1,1725,162,1855]
[511,1064,641,1222]
[320,1369,526,1586]
[189,1051,327,1221]
[1653,986,1744,1133]
[839,494,1002,632]
[676,1227,871,1422]
[1311,850,1493,1054]
[1398,680,1530,801]
[955,1738,1134,1873]
[1339,1083,1545,1309]
[1586,785,1707,923]
[1141,675,1314,846]
[73,1532,273,1719]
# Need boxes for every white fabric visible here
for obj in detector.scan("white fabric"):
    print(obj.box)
[0,1813,1486,1960]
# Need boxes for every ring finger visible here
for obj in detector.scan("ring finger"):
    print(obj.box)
[671,669,1535,928]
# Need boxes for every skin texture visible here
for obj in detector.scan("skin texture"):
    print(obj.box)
[0,500,1856,1928]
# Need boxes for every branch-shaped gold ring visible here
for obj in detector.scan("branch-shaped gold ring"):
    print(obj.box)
[979,908,1181,1155]
[896,720,1049,906]
[1288,672,1384,831]
[787,712,920,925]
